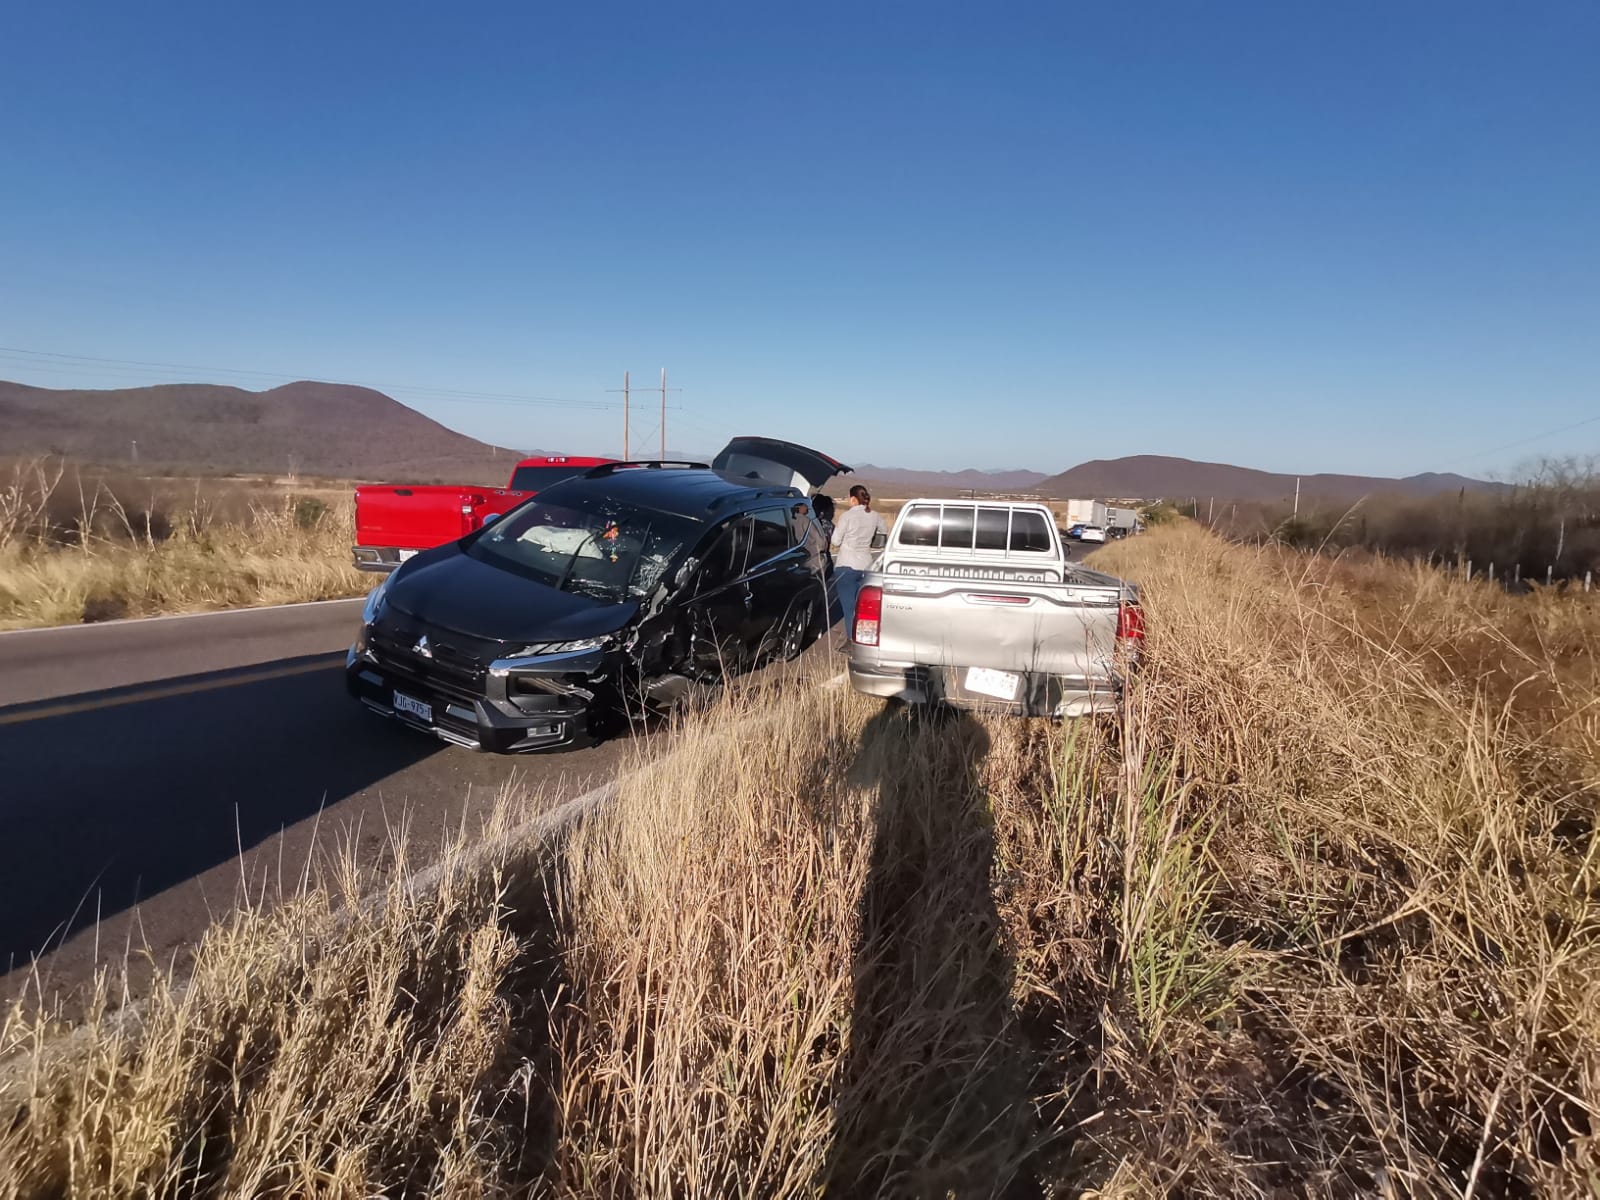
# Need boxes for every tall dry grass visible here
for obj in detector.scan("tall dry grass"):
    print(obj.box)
[0,798,553,1197]
[1052,523,1600,1194]
[544,673,1031,1197]
[3,523,1596,1196]
[0,457,367,629]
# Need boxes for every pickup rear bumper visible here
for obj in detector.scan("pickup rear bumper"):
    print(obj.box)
[847,657,1120,719]
[352,546,417,573]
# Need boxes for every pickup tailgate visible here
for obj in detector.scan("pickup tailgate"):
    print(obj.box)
[355,485,490,551]
[875,566,1125,679]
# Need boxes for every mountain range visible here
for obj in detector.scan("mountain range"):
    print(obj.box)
[851,464,1050,492]
[1035,455,1499,504]
[0,379,521,482]
[0,378,1499,502]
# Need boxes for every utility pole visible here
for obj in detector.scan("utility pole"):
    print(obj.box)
[606,372,634,458]
[610,369,679,459]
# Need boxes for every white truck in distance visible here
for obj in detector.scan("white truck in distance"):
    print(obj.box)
[845,500,1143,717]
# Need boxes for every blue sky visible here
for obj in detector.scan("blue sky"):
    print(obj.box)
[1,1,1595,477]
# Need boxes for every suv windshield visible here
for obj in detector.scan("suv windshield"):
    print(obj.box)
[468,497,692,602]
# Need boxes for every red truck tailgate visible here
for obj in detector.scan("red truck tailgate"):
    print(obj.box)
[355,486,487,552]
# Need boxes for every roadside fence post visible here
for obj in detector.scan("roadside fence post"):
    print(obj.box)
[1488,562,1495,585]
[1466,559,1473,583]
[1514,563,1521,585]
[1547,565,1554,586]
[1587,571,1593,593]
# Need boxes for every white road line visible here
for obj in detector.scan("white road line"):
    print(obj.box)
[0,597,366,639]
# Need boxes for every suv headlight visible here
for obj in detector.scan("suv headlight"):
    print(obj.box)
[504,636,607,659]
[362,576,390,625]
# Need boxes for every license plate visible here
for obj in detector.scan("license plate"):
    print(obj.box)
[393,691,432,722]
[965,666,1021,701]
[398,549,419,561]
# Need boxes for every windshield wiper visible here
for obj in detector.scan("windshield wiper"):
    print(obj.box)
[555,529,607,593]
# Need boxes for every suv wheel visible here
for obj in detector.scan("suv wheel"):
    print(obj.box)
[764,590,819,663]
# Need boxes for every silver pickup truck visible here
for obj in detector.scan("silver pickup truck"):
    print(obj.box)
[845,499,1142,717]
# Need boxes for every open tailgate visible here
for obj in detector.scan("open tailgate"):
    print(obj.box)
[712,437,851,493]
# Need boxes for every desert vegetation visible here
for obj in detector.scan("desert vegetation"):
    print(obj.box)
[0,457,368,629]
[1194,458,1600,585]
[2,522,1596,1196]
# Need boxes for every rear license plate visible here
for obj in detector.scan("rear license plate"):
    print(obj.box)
[393,691,432,722]
[398,549,419,561]
[965,666,1021,701]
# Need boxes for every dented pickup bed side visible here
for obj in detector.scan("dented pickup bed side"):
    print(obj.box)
[846,500,1142,717]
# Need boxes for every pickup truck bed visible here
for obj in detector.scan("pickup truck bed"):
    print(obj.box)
[846,500,1141,717]
[352,455,615,572]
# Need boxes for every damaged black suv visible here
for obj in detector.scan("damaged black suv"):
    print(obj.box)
[346,440,849,752]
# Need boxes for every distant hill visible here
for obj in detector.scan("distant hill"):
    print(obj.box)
[1037,455,1500,504]
[851,464,1050,493]
[0,379,530,483]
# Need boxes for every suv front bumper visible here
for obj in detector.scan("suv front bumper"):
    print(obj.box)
[345,644,595,752]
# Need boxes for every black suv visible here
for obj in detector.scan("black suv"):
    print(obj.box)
[346,440,849,752]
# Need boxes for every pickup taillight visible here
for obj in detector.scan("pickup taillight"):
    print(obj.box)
[1116,602,1145,644]
[853,585,883,646]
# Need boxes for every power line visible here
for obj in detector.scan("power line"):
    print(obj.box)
[1432,412,1600,472]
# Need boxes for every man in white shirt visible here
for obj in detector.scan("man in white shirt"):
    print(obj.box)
[829,485,887,646]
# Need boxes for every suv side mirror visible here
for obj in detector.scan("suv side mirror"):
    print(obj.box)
[870,530,887,549]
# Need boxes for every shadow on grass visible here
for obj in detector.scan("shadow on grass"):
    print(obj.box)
[829,701,1041,1198]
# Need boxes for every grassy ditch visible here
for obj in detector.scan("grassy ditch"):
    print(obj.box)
[0,457,367,629]
[3,525,1597,1195]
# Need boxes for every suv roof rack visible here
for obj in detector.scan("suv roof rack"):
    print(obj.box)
[583,459,709,478]
[706,484,803,512]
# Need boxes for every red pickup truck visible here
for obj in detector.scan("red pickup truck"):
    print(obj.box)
[352,454,615,572]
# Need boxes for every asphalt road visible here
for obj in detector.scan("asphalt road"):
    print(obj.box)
[0,600,657,1001]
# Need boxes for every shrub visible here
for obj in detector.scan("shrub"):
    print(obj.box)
[292,495,330,530]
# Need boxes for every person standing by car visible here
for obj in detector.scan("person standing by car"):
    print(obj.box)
[830,485,886,642]
[811,492,836,548]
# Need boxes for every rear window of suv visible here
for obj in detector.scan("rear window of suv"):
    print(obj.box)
[897,504,1053,552]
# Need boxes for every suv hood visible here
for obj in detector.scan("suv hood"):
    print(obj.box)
[712,437,851,493]
[385,545,639,644]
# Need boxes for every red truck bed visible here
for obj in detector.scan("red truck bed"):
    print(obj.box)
[352,455,614,572]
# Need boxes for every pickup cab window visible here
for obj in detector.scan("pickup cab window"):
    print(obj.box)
[975,508,1010,550]
[898,503,1055,554]
[899,505,941,547]
[939,506,975,549]
[1009,510,1053,552]
[507,464,589,491]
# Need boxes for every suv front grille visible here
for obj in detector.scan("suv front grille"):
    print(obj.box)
[369,618,498,700]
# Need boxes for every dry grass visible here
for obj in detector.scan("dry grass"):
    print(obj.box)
[0,457,367,629]
[3,522,1597,1196]
[1061,524,1600,1194]
[0,797,555,1197]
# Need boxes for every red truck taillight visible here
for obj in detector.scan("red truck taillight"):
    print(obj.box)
[1116,602,1145,644]
[853,585,883,646]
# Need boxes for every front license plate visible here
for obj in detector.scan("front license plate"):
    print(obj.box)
[393,691,433,722]
[965,666,1021,701]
